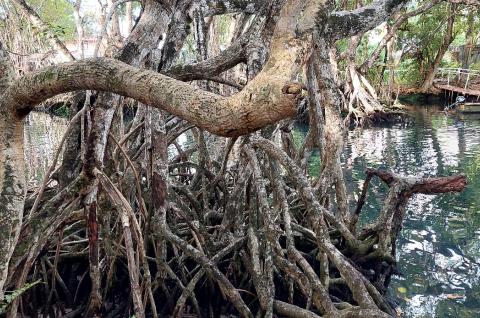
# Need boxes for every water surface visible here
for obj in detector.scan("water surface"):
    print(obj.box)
[298,105,480,317]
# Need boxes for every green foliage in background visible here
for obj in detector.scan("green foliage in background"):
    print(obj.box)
[394,3,479,85]
[27,0,75,40]
[333,0,479,88]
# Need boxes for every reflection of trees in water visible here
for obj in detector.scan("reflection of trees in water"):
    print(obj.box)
[392,109,480,318]
[298,106,480,317]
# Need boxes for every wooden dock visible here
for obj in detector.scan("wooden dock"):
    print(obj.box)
[433,68,480,97]
[434,83,480,96]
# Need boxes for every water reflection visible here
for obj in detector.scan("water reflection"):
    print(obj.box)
[311,105,480,317]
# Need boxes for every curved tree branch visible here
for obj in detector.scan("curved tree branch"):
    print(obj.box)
[1,57,301,137]
[165,13,268,81]
[1,0,320,138]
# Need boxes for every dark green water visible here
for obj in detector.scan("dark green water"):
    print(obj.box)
[297,105,480,317]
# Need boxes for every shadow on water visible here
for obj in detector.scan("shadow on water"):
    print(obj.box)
[295,104,480,317]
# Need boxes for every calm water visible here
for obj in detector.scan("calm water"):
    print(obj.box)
[297,104,480,317]
[26,107,480,317]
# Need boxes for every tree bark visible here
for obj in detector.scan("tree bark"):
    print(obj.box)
[420,3,456,92]
[0,115,25,302]
[0,0,411,302]
[10,0,75,61]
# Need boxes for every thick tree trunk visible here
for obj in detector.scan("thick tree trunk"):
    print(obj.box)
[0,49,22,301]
[0,0,412,310]
[420,3,456,92]
[0,117,25,302]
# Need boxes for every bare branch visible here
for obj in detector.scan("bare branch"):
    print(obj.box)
[367,169,467,194]
[328,0,409,40]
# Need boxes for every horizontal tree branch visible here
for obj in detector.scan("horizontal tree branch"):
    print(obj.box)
[165,2,279,81]
[1,57,302,137]
[366,169,467,194]
[201,0,262,15]
[409,175,467,194]
[1,0,323,138]
[328,0,409,40]
[0,0,409,139]
[165,13,266,80]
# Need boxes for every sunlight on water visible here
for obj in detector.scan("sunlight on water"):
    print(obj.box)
[297,104,480,317]
[348,106,480,317]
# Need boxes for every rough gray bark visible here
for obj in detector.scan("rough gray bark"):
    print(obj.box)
[327,0,408,40]
[2,0,170,311]
[201,0,262,15]
[0,47,21,302]
[1,2,448,317]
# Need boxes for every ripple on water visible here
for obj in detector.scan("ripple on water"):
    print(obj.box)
[295,104,480,317]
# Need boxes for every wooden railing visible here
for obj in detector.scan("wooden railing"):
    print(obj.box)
[436,68,480,90]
